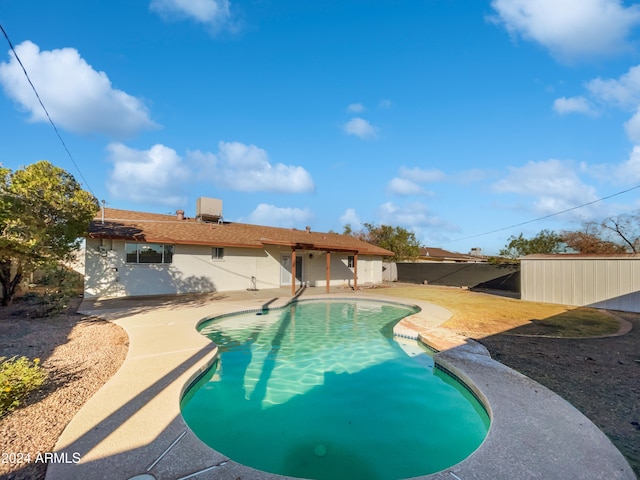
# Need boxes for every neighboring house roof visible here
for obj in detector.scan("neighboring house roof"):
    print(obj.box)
[88,208,394,256]
[418,247,486,262]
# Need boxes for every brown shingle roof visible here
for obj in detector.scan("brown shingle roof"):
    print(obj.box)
[88,208,394,256]
[418,247,485,262]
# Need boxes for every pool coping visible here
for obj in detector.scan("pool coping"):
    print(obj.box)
[45,288,635,480]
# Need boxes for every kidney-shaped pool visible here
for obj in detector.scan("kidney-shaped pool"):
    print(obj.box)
[181,299,489,480]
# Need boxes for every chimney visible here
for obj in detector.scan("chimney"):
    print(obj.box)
[305,226,311,233]
[176,210,185,221]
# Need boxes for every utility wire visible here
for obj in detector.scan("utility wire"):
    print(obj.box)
[0,23,97,198]
[445,183,640,244]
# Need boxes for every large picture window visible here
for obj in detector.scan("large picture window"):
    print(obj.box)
[125,243,173,264]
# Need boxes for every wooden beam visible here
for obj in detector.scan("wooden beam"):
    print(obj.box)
[326,250,331,293]
[291,248,296,296]
[353,253,358,290]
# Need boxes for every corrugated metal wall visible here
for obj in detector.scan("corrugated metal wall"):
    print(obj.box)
[521,256,640,313]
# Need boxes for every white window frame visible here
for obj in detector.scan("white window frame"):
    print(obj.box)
[212,247,224,260]
[125,243,173,264]
[347,255,355,268]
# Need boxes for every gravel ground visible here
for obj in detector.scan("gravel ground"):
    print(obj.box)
[0,298,128,480]
[478,311,640,478]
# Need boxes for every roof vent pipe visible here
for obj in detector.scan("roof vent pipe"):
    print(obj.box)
[176,210,185,221]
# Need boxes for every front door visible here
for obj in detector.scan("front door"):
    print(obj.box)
[281,254,303,286]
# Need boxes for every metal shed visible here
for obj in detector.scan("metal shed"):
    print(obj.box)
[521,254,640,313]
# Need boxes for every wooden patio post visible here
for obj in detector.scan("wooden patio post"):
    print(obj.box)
[291,248,297,296]
[326,250,331,293]
[353,253,358,290]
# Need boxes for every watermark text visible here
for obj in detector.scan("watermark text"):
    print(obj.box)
[1,452,81,464]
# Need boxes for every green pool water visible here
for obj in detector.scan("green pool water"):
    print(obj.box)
[181,299,489,480]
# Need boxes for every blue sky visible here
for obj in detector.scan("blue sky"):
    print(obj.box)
[2,0,640,255]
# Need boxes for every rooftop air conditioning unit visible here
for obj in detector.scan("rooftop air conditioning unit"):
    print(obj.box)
[196,197,223,222]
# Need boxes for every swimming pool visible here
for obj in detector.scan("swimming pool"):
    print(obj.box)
[181,299,489,480]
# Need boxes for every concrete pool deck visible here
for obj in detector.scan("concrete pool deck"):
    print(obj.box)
[45,287,635,480]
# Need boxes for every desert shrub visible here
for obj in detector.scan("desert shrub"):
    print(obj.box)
[0,356,46,417]
[40,265,82,291]
[32,266,83,317]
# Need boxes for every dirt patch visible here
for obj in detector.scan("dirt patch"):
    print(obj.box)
[477,311,640,478]
[0,298,128,480]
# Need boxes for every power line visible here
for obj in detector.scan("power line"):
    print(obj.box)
[0,23,97,198]
[445,183,640,244]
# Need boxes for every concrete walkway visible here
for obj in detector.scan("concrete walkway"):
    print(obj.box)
[46,287,635,480]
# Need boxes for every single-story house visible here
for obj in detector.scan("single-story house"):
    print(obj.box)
[84,204,393,298]
[521,253,640,313]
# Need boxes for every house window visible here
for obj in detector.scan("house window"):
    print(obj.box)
[347,255,355,268]
[125,243,173,264]
[212,247,224,260]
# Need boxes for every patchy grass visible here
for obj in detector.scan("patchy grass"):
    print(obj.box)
[379,284,621,338]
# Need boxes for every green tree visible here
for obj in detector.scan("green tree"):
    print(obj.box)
[0,161,98,306]
[342,224,354,237]
[499,229,565,259]
[347,223,420,261]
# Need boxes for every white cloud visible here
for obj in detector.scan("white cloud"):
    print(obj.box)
[339,208,363,230]
[456,168,489,184]
[0,41,157,137]
[387,166,445,196]
[553,96,597,115]
[557,64,640,139]
[624,109,640,143]
[106,143,189,206]
[398,167,446,183]
[106,139,315,206]
[617,147,640,181]
[489,0,640,60]
[387,178,428,196]
[493,159,600,216]
[611,145,640,183]
[343,117,377,139]
[347,103,365,113]
[192,141,315,193]
[586,64,640,108]
[371,201,461,246]
[377,201,444,229]
[244,204,313,228]
[150,0,235,31]
[378,99,393,109]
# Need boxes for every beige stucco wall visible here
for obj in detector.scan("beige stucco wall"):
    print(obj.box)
[521,256,640,313]
[84,239,384,298]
